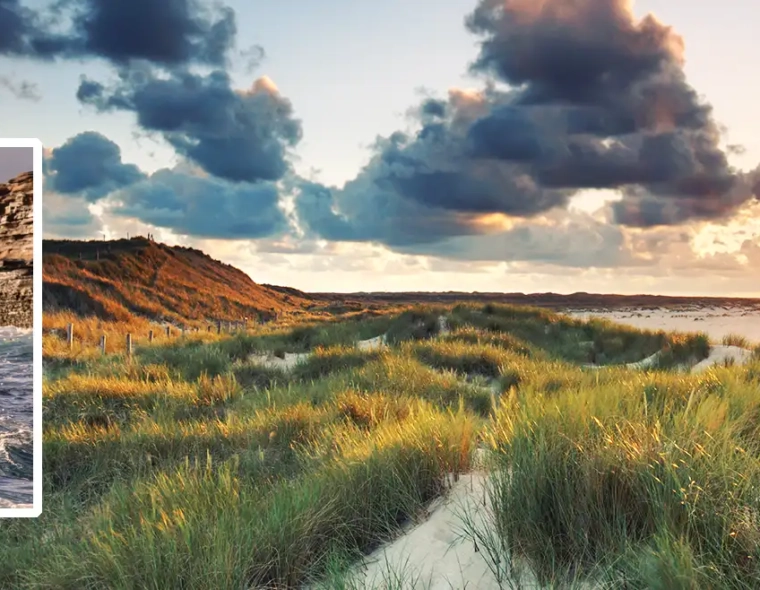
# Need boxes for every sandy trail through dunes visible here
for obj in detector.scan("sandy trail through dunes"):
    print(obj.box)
[356,334,386,351]
[247,336,387,371]
[691,345,754,373]
[344,472,504,589]
[583,344,755,373]
[248,316,450,370]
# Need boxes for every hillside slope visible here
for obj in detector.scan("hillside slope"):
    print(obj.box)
[43,237,312,324]
[0,171,33,327]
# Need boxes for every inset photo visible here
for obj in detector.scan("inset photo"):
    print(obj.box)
[0,139,41,517]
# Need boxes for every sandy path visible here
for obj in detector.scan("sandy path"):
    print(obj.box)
[247,351,310,371]
[345,472,506,590]
[437,315,450,336]
[691,345,754,373]
[249,316,449,370]
[248,335,387,370]
[583,344,755,374]
[356,334,386,351]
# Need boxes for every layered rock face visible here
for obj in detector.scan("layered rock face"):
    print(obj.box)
[0,172,33,327]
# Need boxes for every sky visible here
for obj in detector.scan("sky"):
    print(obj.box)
[1,0,759,295]
[0,147,32,183]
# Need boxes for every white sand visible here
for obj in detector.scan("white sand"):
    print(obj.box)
[248,334,388,370]
[248,315,450,370]
[345,473,504,590]
[573,306,759,374]
[625,351,661,370]
[584,345,755,374]
[247,351,310,371]
[357,334,386,351]
[691,345,754,373]
[437,315,450,335]
[567,306,760,344]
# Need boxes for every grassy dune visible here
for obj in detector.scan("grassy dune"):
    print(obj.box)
[17,304,760,588]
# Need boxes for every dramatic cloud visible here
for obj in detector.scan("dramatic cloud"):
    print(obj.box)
[464,0,760,224]
[78,71,302,183]
[109,169,288,240]
[0,0,236,67]
[295,0,759,250]
[45,131,145,201]
[43,127,290,240]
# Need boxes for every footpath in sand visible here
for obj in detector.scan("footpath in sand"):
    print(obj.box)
[246,335,387,371]
[583,344,755,374]
[248,316,450,371]
[259,314,755,589]
[344,471,504,589]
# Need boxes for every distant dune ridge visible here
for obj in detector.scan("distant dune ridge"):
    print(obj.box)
[43,237,760,329]
[0,171,33,328]
[42,237,312,326]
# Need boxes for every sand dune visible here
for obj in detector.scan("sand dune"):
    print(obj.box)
[249,317,452,370]
[356,334,386,351]
[568,306,760,343]
[691,345,754,373]
[345,473,506,590]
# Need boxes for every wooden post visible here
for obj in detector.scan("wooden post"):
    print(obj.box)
[166,325,170,338]
[217,321,221,334]
[67,323,74,349]
[126,333,133,356]
[148,329,154,343]
[181,326,185,337]
[99,335,106,355]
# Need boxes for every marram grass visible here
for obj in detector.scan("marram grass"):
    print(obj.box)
[13,303,759,588]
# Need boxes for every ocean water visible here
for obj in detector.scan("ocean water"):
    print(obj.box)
[0,327,33,508]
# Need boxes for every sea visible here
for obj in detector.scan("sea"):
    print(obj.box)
[0,327,33,508]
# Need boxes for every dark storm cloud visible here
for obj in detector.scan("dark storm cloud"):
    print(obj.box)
[0,0,38,55]
[0,0,236,66]
[44,129,291,240]
[295,0,758,249]
[78,71,302,183]
[420,98,447,119]
[113,169,288,240]
[45,131,146,201]
[463,0,756,226]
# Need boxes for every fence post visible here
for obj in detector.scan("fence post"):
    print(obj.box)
[166,325,170,338]
[149,329,154,343]
[100,334,106,355]
[217,321,221,334]
[126,333,133,356]
[67,323,74,350]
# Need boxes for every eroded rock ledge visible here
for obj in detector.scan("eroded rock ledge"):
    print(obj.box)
[0,171,33,327]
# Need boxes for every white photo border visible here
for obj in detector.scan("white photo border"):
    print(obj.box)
[0,138,42,517]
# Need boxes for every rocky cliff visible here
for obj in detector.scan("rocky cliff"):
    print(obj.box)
[0,172,33,327]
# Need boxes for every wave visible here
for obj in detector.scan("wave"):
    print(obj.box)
[0,330,33,508]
